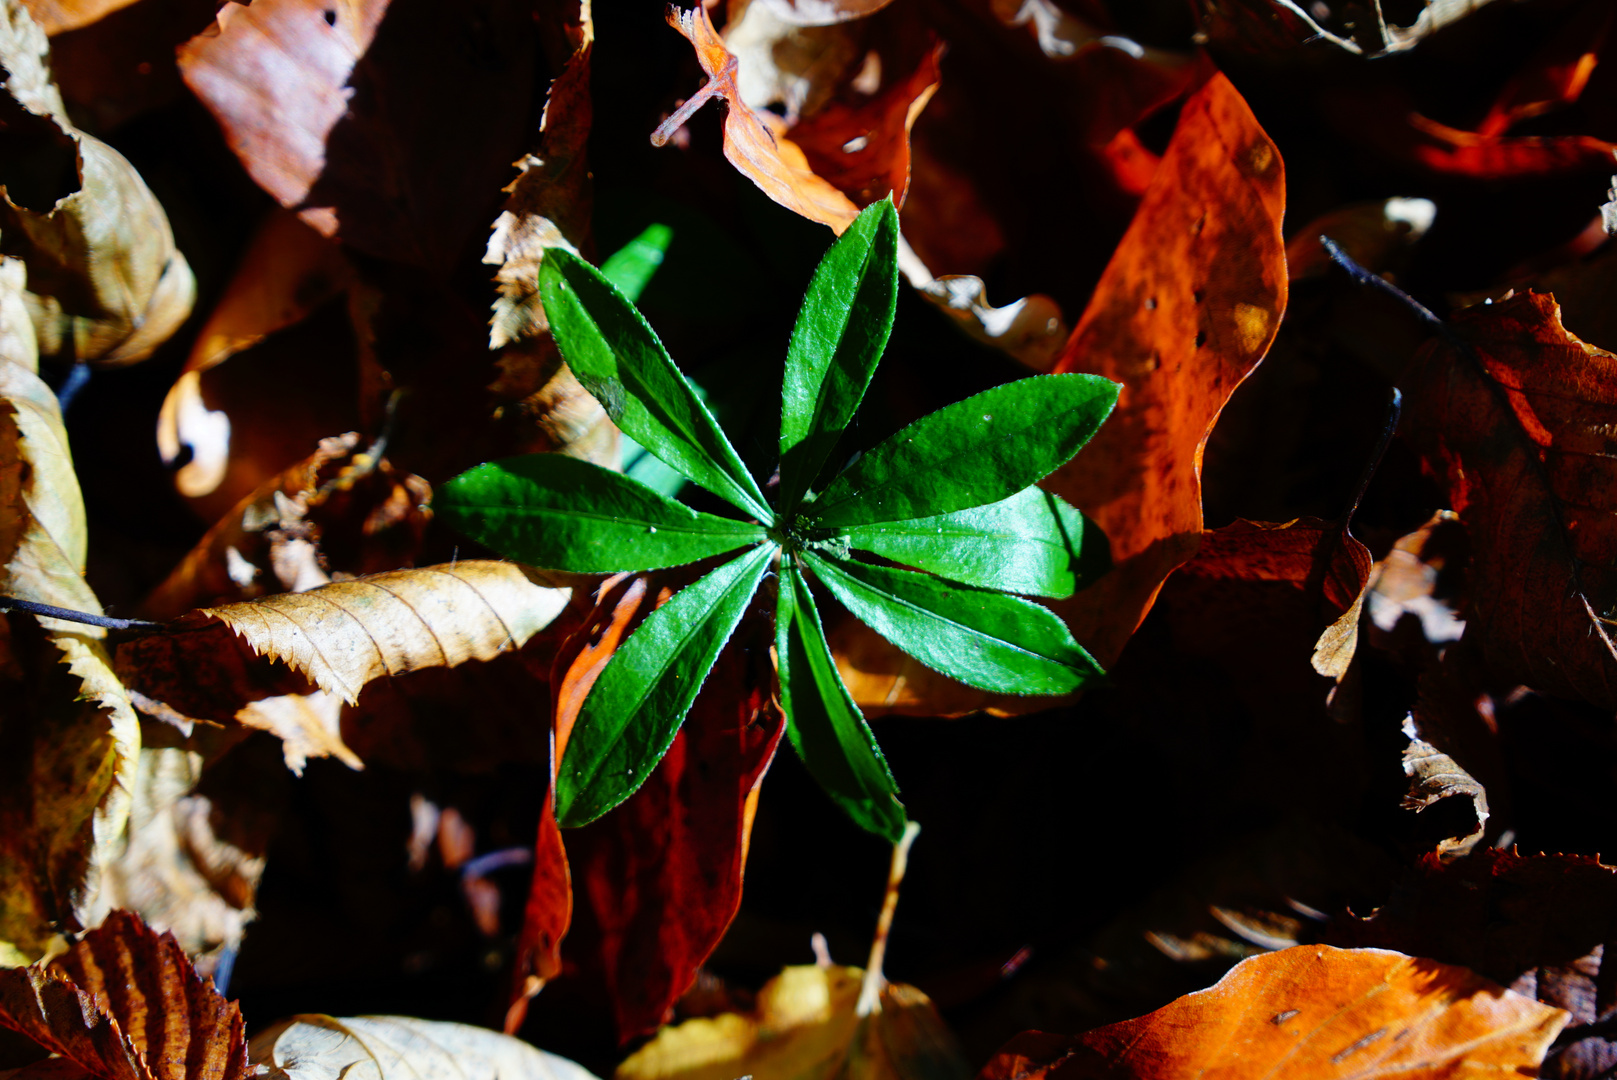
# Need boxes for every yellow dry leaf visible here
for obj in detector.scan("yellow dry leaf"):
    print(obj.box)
[252,1015,601,1080]
[0,318,138,960]
[617,965,970,1080]
[200,562,571,705]
[0,0,194,366]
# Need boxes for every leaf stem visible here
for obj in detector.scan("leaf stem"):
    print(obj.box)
[857,819,921,1017]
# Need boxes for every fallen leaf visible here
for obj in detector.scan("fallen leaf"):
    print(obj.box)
[1366,511,1468,650]
[754,0,896,28]
[978,945,1566,1080]
[1401,715,1489,859]
[1048,70,1287,671]
[251,1015,599,1080]
[616,963,971,1080]
[655,5,861,233]
[569,606,785,1039]
[142,432,430,621]
[1328,850,1617,988]
[178,0,539,269]
[157,210,354,500]
[1193,0,1501,58]
[19,0,134,34]
[0,910,248,1080]
[784,27,943,212]
[0,344,139,959]
[1402,291,1617,708]
[80,749,266,981]
[0,0,194,366]
[118,562,570,728]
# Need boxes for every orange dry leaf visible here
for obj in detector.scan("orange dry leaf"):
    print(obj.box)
[655,5,861,233]
[1404,291,1617,708]
[1050,69,1287,670]
[978,946,1566,1080]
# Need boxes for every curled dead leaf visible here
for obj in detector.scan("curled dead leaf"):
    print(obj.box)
[0,0,193,366]
[1401,715,1489,859]
[656,5,860,233]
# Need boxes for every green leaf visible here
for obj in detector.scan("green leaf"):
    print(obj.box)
[801,551,1102,695]
[804,374,1120,528]
[599,223,673,302]
[778,200,899,515]
[844,487,1108,599]
[539,248,771,520]
[556,542,776,826]
[775,556,906,842]
[435,455,764,573]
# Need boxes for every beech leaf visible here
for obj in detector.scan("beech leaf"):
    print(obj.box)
[251,1016,598,1080]
[0,910,249,1080]
[978,946,1567,1080]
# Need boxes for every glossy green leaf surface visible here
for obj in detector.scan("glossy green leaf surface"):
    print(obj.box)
[600,223,673,302]
[776,557,905,842]
[778,200,899,515]
[802,551,1102,695]
[556,542,775,827]
[805,374,1120,528]
[539,248,770,520]
[435,455,764,573]
[844,487,1106,599]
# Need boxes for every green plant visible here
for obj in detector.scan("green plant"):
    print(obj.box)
[435,200,1120,841]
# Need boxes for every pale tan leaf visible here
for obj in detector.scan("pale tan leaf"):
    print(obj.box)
[0,0,194,366]
[236,690,359,774]
[251,1016,600,1080]
[0,357,138,959]
[81,749,265,983]
[1402,714,1489,858]
[617,965,970,1080]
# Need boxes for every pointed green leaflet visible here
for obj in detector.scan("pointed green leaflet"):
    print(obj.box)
[843,487,1107,599]
[556,543,776,826]
[434,455,764,573]
[778,200,899,516]
[805,373,1119,528]
[540,249,771,521]
[802,550,1101,696]
[776,556,906,841]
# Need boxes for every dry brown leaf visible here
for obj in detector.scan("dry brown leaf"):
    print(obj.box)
[0,0,194,366]
[616,964,971,1080]
[1401,715,1489,859]
[177,0,538,269]
[80,749,266,980]
[0,347,138,960]
[656,5,861,233]
[978,945,1566,1080]
[0,910,249,1080]
[119,562,571,761]
[1403,291,1617,707]
[157,210,354,500]
[142,432,431,622]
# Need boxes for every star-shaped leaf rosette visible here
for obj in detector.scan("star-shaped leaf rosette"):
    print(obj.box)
[436,200,1120,842]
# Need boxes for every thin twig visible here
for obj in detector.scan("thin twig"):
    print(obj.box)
[0,596,164,630]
